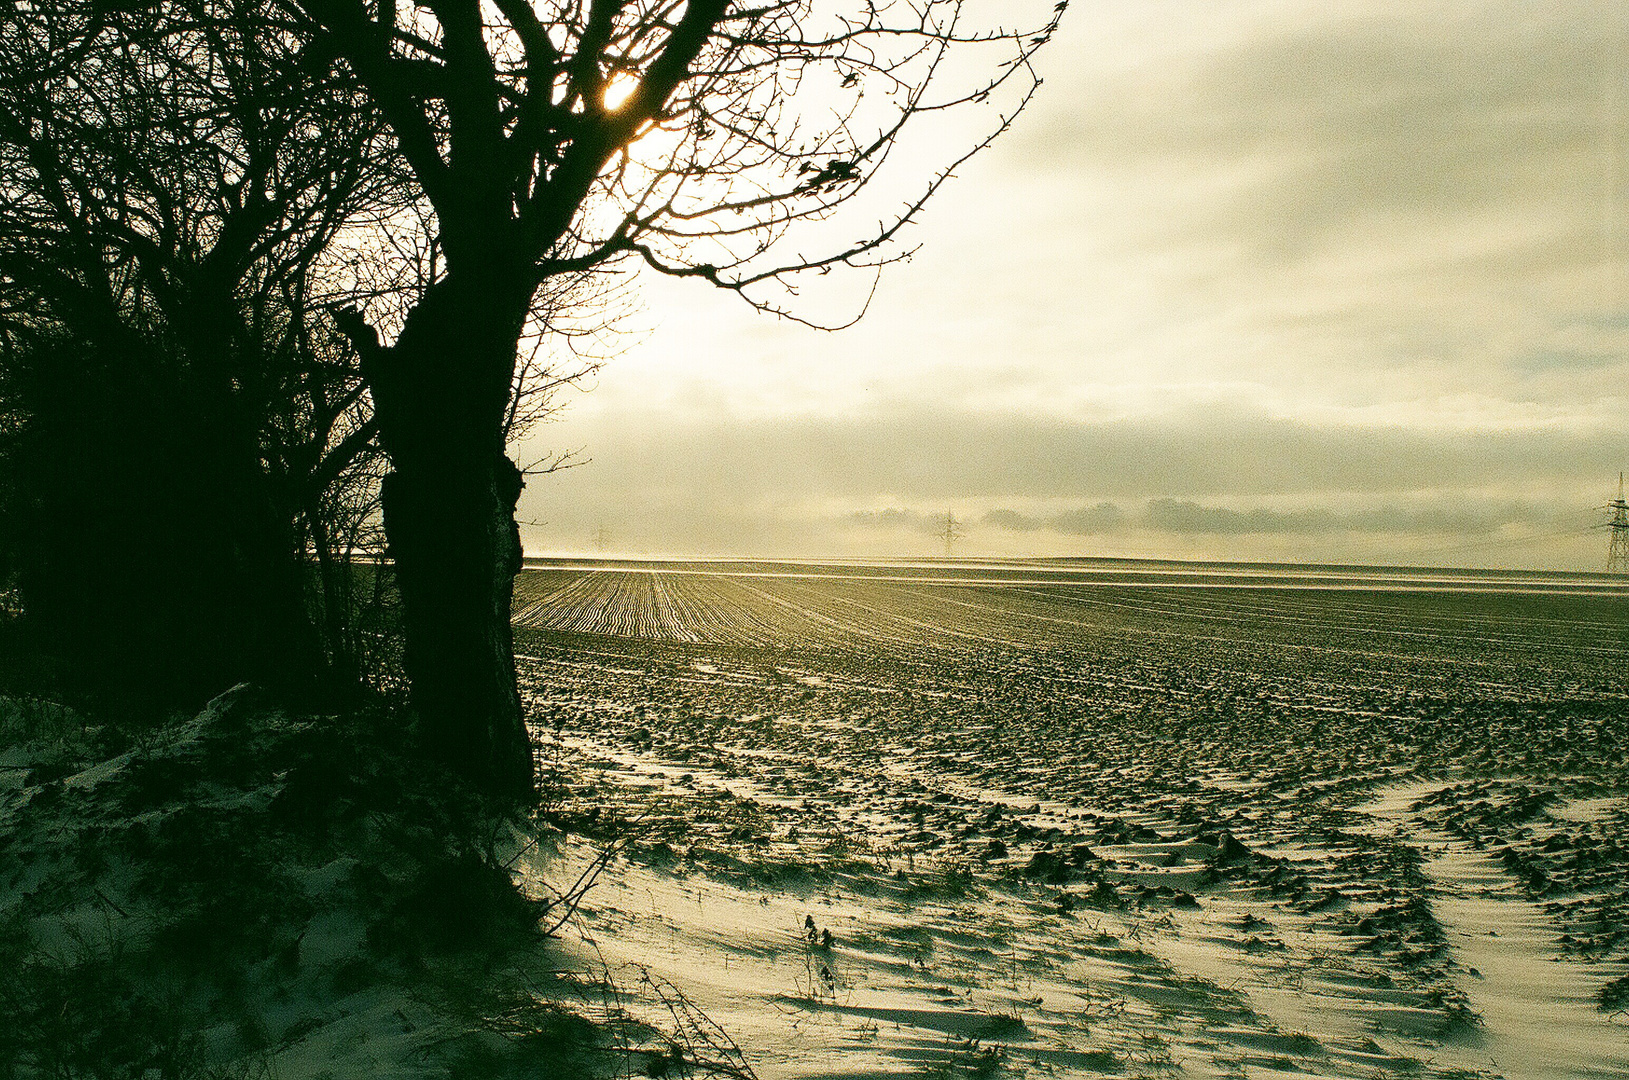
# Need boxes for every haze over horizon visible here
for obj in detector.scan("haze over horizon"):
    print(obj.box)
[513,0,1629,571]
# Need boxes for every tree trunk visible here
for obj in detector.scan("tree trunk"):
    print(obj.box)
[382,451,531,799]
[366,268,535,802]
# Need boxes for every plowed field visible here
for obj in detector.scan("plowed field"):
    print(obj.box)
[515,560,1629,1080]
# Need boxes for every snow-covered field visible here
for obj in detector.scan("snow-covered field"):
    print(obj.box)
[516,559,1629,1080]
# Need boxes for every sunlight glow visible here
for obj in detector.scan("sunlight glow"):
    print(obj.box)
[602,73,639,111]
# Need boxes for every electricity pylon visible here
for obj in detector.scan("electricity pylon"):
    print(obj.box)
[940,509,963,559]
[1608,474,1629,571]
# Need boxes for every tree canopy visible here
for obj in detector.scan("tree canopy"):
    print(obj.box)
[293,0,1064,323]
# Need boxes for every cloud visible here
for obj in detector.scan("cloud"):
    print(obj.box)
[1137,498,1547,536]
[981,507,1045,532]
[1051,503,1128,534]
[846,508,943,535]
[978,0,1629,406]
[1016,6,1612,250]
[1144,500,1328,536]
[532,403,1621,509]
[985,503,1127,535]
[966,497,1551,538]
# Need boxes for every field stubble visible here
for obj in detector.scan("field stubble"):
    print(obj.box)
[514,563,1629,1080]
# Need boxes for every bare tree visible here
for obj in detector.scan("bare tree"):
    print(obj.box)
[0,1,403,697]
[279,0,1065,799]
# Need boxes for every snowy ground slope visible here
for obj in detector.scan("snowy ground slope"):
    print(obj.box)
[0,687,601,1079]
[516,563,1629,1080]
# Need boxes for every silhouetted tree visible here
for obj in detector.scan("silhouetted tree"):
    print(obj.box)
[286,0,1065,800]
[0,2,403,699]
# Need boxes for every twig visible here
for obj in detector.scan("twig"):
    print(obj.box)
[536,821,647,937]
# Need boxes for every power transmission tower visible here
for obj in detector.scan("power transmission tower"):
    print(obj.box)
[1609,474,1629,571]
[940,509,963,559]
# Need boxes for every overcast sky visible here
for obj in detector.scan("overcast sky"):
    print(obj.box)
[514,0,1629,568]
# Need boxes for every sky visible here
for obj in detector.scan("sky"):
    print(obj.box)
[513,0,1629,569]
